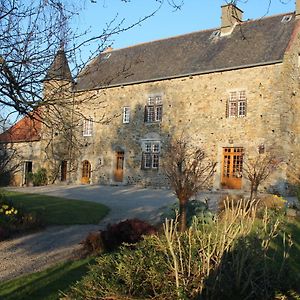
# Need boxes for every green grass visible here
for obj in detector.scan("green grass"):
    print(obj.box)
[0,257,96,300]
[2,190,109,225]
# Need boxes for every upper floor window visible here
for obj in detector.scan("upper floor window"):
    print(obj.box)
[227,91,247,118]
[123,107,130,124]
[144,95,163,123]
[83,118,93,136]
[141,140,160,169]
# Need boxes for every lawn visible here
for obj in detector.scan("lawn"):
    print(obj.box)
[0,257,96,300]
[2,190,109,225]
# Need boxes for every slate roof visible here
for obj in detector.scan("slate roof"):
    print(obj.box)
[76,13,296,91]
[0,112,42,143]
[45,49,73,82]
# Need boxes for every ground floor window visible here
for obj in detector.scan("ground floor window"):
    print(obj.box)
[141,141,160,169]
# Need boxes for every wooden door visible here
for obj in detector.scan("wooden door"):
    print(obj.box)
[114,151,124,182]
[81,160,91,184]
[61,160,67,182]
[221,147,243,189]
[24,161,33,186]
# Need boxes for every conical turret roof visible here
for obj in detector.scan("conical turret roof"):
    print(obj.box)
[45,49,72,81]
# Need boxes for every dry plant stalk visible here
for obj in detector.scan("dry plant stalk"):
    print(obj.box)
[162,198,289,298]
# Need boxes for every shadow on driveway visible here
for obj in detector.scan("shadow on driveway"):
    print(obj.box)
[5,184,177,226]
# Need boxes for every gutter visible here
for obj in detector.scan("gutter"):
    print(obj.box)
[74,59,283,92]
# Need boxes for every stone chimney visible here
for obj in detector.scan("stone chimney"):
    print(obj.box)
[296,0,300,19]
[221,4,243,36]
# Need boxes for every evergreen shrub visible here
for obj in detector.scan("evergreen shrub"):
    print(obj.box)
[65,200,291,300]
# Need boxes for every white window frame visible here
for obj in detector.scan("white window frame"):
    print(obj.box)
[122,107,130,124]
[145,95,163,123]
[83,117,93,136]
[142,140,160,169]
[228,91,247,118]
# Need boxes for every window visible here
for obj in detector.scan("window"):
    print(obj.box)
[210,30,220,39]
[83,118,93,136]
[123,107,130,123]
[281,15,292,23]
[141,141,160,169]
[144,96,163,123]
[227,91,247,118]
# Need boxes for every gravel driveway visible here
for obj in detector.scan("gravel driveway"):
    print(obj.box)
[0,185,176,282]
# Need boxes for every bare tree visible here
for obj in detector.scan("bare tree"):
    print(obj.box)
[0,0,184,182]
[0,0,184,120]
[0,143,21,186]
[243,153,280,201]
[163,137,216,232]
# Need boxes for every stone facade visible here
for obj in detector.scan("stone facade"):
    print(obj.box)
[1,3,300,195]
[72,60,298,193]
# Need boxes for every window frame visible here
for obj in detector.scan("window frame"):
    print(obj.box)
[122,106,130,124]
[145,95,163,123]
[227,91,247,118]
[141,140,160,170]
[83,117,93,136]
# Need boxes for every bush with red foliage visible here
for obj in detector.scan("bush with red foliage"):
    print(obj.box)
[81,219,157,255]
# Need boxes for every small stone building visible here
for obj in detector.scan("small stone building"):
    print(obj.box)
[1,2,300,194]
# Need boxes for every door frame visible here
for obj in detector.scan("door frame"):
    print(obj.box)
[61,160,68,182]
[81,160,91,184]
[221,147,244,189]
[23,161,33,186]
[114,150,125,182]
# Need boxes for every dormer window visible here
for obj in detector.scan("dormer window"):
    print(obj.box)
[144,95,163,123]
[210,30,221,39]
[281,15,292,23]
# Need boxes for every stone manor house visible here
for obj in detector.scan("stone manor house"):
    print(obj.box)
[1,2,300,195]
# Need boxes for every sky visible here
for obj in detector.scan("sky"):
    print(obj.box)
[2,0,296,125]
[74,0,295,54]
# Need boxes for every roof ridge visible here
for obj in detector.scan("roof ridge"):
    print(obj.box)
[242,11,294,24]
[102,11,294,55]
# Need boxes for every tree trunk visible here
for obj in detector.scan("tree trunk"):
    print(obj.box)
[253,185,258,200]
[179,199,188,232]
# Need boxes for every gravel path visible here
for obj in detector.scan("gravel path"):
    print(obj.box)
[0,185,177,282]
[3,185,294,282]
[0,225,100,282]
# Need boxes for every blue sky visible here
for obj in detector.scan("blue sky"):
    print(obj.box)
[75,0,295,52]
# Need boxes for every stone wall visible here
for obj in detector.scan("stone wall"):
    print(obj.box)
[71,59,296,194]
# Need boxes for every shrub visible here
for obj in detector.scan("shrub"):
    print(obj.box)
[219,194,286,220]
[0,225,10,240]
[258,194,287,210]
[0,192,43,240]
[163,199,214,227]
[66,200,291,300]
[81,219,157,255]
[218,193,248,212]
[31,168,48,186]
[296,186,300,207]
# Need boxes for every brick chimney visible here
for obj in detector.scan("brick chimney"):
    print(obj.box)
[221,4,243,36]
[296,0,300,19]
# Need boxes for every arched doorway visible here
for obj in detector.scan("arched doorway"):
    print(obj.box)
[81,160,91,184]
